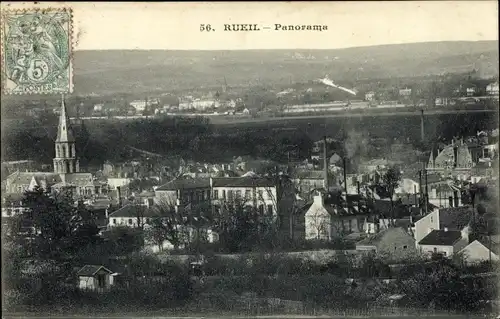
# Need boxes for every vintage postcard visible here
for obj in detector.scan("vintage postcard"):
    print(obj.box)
[1,1,499,318]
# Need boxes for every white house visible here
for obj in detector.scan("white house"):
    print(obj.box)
[107,203,156,228]
[413,206,472,247]
[395,178,420,195]
[210,177,278,217]
[303,191,366,241]
[466,87,476,97]
[93,104,104,112]
[130,100,147,112]
[458,240,499,265]
[486,81,499,96]
[305,192,334,240]
[399,88,412,97]
[417,228,469,258]
[365,91,375,101]
[107,178,132,190]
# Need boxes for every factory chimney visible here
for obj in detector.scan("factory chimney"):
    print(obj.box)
[117,186,122,208]
[420,109,425,143]
[343,157,348,195]
[323,136,329,191]
[453,145,459,168]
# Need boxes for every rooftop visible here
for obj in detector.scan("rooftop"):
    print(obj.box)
[418,229,462,246]
[356,227,412,247]
[212,177,275,188]
[77,265,113,277]
[6,171,62,186]
[156,178,210,191]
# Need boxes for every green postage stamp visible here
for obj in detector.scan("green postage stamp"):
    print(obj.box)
[1,8,73,94]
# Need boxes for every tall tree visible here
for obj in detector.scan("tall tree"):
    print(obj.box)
[10,186,100,259]
[147,200,189,250]
[381,166,402,227]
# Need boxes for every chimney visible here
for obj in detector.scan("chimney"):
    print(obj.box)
[453,146,459,168]
[413,185,418,208]
[145,198,154,208]
[343,157,348,195]
[117,186,122,207]
[453,191,459,207]
[418,171,423,199]
[420,109,425,143]
[323,136,329,191]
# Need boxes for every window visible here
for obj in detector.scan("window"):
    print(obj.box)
[403,245,408,249]
[236,190,242,199]
[227,190,233,200]
[213,190,219,199]
[433,247,437,253]
[443,251,447,256]
[259,205,264,215]
[128,219,133,225]
[267,205,273,216]
[245,190,251,200]
[222,190,226,200]
[112,219,116,224]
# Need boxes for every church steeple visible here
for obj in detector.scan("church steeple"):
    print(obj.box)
[56,94,75,143]
[53,95,79,174]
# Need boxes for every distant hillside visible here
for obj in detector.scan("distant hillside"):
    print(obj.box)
[73,41,498,95]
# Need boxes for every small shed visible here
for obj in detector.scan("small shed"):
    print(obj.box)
[77,265,116,292]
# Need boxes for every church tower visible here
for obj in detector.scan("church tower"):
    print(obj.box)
[53,96,79,174]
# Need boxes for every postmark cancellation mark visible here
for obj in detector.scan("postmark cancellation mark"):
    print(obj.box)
[1,8,73,94]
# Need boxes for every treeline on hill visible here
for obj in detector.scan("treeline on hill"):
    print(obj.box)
[1,112,497,167]
[2,116,315,167]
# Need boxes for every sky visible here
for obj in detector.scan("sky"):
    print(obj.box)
[2,1,499,50]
